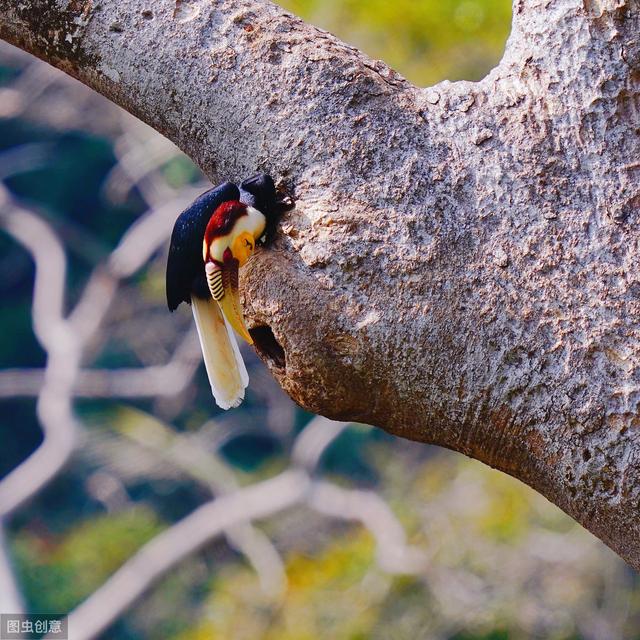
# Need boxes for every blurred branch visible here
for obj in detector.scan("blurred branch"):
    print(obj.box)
[0,187,80,519]
[0,181,201,515]
[59,470,309,640]
[308,481,427,574]
[0,369,43,397]
[118,409,287,596]
[0,523,24,615]
[106,189,203,279]
[0,363,195,399]
[62,414,424,637]
[1,193,69,347]
[0,142,52,180]
[0,59,58,119]
[69,188,202,342]
[104,133,181,203]
[292,415,349,473]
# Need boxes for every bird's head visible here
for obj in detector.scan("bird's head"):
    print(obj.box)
[200,200,266,344]
[202,200,265,267]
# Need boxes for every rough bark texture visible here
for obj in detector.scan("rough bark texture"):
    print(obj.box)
[1,0,639,569]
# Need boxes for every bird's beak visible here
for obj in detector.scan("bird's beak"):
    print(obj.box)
[218,276,253,345]
[231,231,255,267]
[205,260,253,345]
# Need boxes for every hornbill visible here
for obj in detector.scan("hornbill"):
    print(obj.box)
[166,174,283,409]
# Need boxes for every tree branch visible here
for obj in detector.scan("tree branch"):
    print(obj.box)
[1,0,639,570]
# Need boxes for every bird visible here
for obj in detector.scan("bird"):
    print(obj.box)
[166,174,282,410]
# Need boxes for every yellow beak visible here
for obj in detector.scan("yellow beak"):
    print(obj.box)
[231,231,255,267]
[218,283,253,344]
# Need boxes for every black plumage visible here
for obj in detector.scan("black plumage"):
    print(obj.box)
[166,181,239,311]
[240,174,285,244]
[165,174,292,410]
[240,174,276,216]
[166,174,291,312]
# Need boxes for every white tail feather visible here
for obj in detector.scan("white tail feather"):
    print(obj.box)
[191,296,249,409]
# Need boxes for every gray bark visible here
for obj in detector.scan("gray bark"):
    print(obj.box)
[1,0,639,569]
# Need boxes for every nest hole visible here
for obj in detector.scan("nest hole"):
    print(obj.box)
[250,325,286,369]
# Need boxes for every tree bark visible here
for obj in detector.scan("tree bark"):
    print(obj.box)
[1,0,639,569]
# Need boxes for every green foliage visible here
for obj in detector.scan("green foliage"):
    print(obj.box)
[277,0,512,85]
[172,531,377,640]
[164,449,640,640]
[1,128,140,252]
[12,507,163,612]
[162,156,202,190]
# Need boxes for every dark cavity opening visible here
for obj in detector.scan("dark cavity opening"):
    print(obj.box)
[250,325,286,370]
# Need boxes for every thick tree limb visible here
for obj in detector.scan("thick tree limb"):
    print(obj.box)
[1,0,639,569]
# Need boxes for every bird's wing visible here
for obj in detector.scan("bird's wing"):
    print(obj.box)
[166,181,240,311]
[191,295,249,409]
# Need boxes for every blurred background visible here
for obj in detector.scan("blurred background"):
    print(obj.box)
[1,1,639,638]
